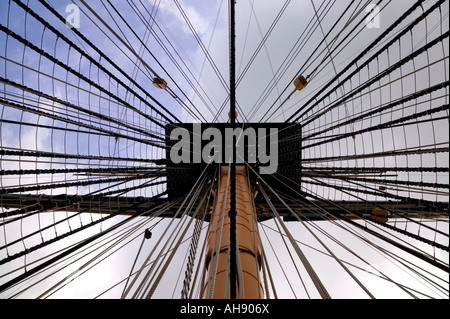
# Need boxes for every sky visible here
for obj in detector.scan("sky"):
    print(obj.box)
[0,0,449,299]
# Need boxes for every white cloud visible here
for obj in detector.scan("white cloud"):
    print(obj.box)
[157,0,211,36]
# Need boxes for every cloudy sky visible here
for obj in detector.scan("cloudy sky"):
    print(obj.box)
[0,0,448,299]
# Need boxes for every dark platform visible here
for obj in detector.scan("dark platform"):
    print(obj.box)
[165,122,302,199]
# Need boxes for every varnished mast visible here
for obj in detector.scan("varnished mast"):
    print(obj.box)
[203,166,263,299]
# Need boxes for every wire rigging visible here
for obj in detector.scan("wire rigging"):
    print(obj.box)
[0,0,447,300]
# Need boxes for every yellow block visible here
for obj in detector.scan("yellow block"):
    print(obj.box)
[293,75,308,91]
[371,208,389,223]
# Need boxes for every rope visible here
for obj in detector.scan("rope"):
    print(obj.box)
[121,231,150,298]
[19,0,178,125]
[259,218,296,297]
[287,0,444,122]
[0,75,165,140]
[258,184,331,299]
[90,211,206,300]
[36,204,172,299]
[189,207,215,299]
[0,198,162,293]
[302,31,449,128]
[259,243,271,299]
[245,168,263,298]
[261,183,375,299]
[181,212,205,298]
[154,184,212,298]
[302,81,449,142]
[271,202,311,297]
[181,171,216,298]
[121,165,210,298]
[0,24,167,131]
[136,185,205,298]
[142,180,208,298]
[145,182,212,298]
[303,183,450,273]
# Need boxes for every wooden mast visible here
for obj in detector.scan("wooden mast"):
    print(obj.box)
[203,165,263,299]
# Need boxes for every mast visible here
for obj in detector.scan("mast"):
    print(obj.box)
[228,0,238,300]
[203,166,263,299]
